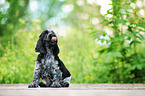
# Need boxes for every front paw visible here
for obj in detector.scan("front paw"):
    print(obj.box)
[28,82,39,88]
[50,82,61,88]
[60,81,69,87]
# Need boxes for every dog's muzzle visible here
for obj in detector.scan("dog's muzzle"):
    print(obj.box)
[51,37,57,41]
[50,37,57,46]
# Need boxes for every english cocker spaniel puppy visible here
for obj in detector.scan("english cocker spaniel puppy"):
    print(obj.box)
[28,29,71,88]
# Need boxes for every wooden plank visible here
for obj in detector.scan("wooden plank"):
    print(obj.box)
[0,84,145,96]
[0,84,145,90]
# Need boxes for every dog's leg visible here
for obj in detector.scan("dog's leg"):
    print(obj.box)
[39,82,47,87]
[39,76,51,87]
[50,69,62,87]
[50,61,62,88]
[28,61,41,88]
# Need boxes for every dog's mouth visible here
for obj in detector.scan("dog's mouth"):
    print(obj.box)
[51,37,57,42]
[44,33,57,47]
[50,36,57,46]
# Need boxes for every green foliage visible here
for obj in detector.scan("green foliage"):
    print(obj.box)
[89,0,145,83]
[0,19,42,84]
[0,0,145,84]
[0,0,29,36]
[59,28,97,83]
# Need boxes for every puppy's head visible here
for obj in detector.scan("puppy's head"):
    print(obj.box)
[35,29,59,55]
[43,30,58,48]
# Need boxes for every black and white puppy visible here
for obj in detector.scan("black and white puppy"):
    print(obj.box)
[28,29,71,88]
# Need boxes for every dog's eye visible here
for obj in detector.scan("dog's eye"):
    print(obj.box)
[44,35,51,41]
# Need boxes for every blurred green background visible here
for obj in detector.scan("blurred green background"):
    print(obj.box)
[0,0,145,84]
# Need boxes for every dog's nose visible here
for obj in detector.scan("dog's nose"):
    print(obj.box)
[51,37,57,41]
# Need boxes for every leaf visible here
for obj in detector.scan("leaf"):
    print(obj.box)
[126,66,136,72]
[127,25,133,32]
[136,65,142,70]
[136,36,142,40]
[107,8,113,14]
[130,41,134,46]
[103,32,107,36]
[98,48,107,53]
[100,39,105,43]
[106,40,110,44]
[125,47,132,50]
[105,51,122,58]
[100,19,108,24]
[109,21,113,24]
[87,27,94,30]
[139,34,144,39]
[127,37,131,40]
[135,40,142,44]
[90,30,97,34]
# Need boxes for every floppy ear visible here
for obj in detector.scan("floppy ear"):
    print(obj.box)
[35,31,48,54]
[53,44,59,55]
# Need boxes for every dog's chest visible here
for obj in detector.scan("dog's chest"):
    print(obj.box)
[44,49,58,67]
[41,49,60,77]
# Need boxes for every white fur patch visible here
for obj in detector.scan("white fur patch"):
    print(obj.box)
[35,61,40,69]
[63,76,71,84]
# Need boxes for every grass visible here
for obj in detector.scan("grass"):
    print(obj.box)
[59,28,97,83]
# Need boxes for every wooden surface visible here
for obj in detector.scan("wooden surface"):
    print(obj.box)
[0,84,145,96]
